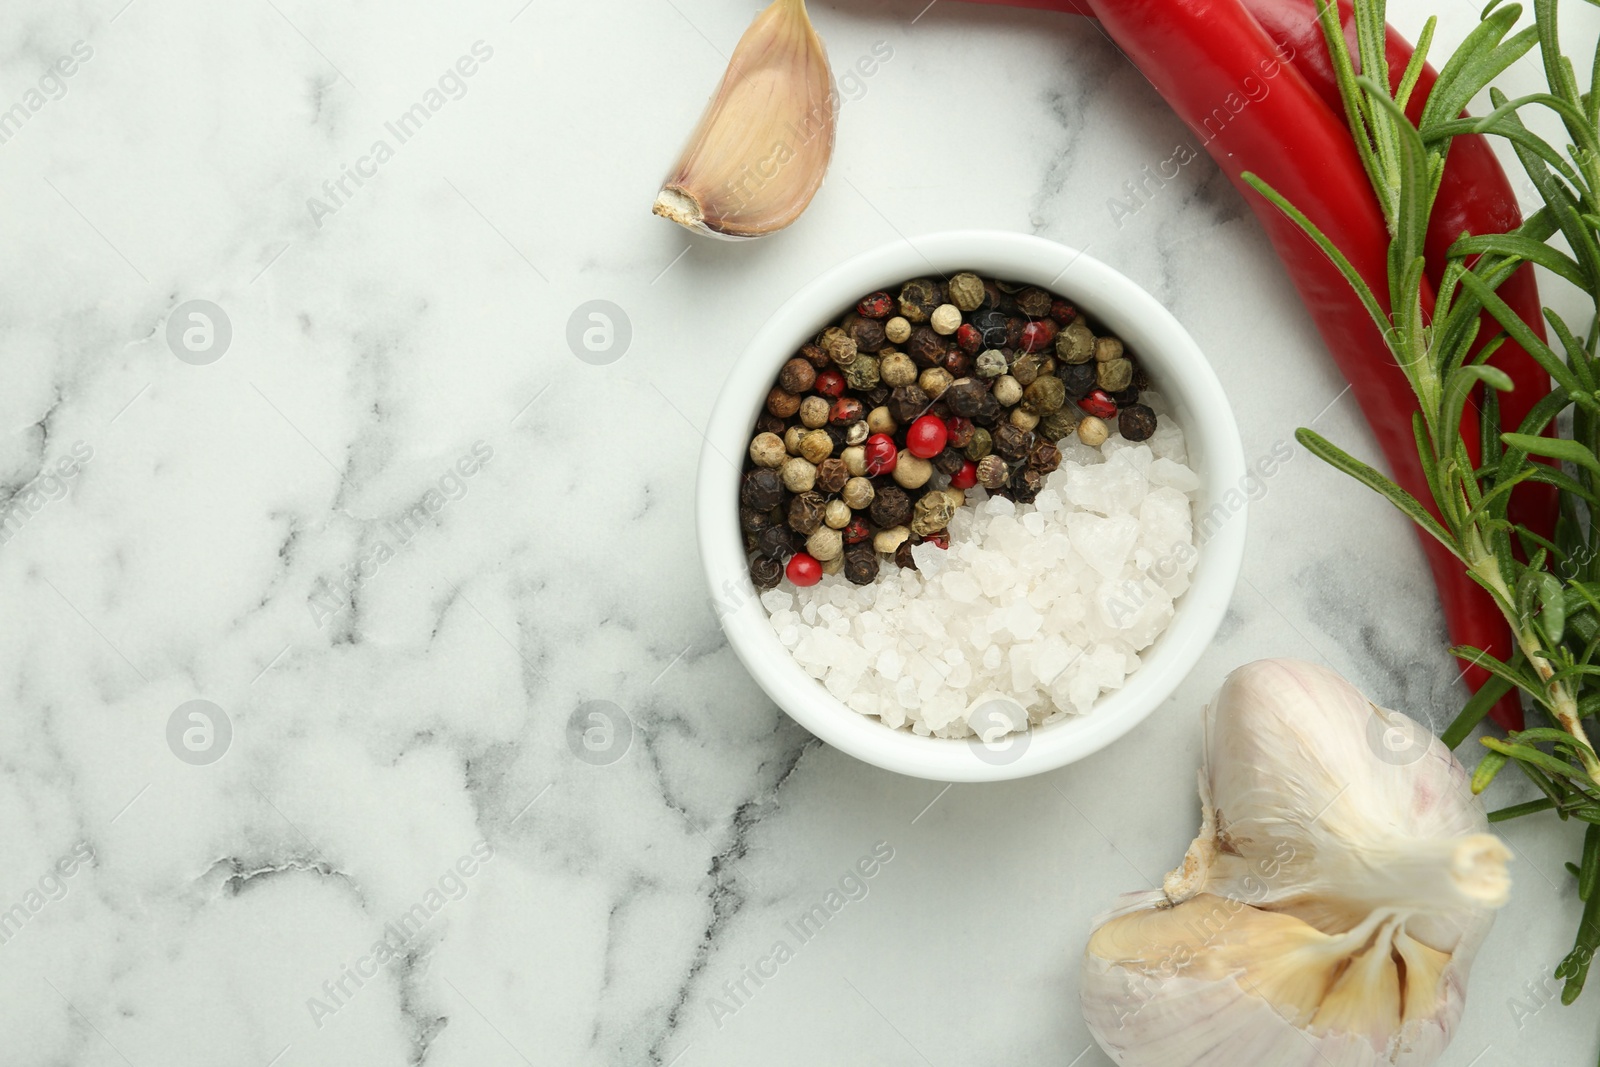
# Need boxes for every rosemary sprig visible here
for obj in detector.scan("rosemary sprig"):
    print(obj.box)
[1246,0,1600,1009]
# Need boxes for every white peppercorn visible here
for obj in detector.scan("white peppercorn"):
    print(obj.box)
[993,374,1023,407]
[1009,408,1040,431]
[781,456,817,492]
[799,396,830,428]
[842,445,867,477]
[884,316,911,344]
[784,425,807,454]
[806,525,843,561]
[1078,415,1109,446]
[874,525,910,554]
[824,499,852,529]
[879,351,918,387]
[891,450,932,489]
[845,420,869,446]
[842,477,875,510]
[929,304,962,335]
[918,367,953,398]
[749,432,786,468]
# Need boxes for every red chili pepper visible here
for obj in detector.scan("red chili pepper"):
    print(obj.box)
[1240,0,1555,550]
[956,0,1526,728]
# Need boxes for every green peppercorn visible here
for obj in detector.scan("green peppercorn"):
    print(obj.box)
[844,354,881,390]
[897,279,939,323]
[1022,375,1066,415]
[799,429,833,464]
[819,326,857,366]
[965,426,993,461]
[910,491,956,536]
[1038,407,1081,441]
[1011,352,1043,387]
[1015,286,1052,318]
[1097,357,1134,393]
[975,349,1008,378]
[1095,336,1124,362]
[1056,322,1095,364]
[947,272,986,312]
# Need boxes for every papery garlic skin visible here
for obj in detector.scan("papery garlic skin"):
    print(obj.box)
[1082,659,1510,1067]
[653,0,836,239]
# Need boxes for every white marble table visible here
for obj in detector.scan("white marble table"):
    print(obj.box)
[2,0,1596,1063]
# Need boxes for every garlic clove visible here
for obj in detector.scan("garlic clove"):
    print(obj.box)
[1082,660,1510,1067]
[652,0,836,239]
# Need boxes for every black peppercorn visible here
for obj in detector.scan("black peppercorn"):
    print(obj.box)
[971,308,1008,348]
[943,378,988,418]
[778,357,816,394]
[1110,384,1141,407]
[906,326,946,369]
[974,392,1003,427]
[750,555,783,589]
[894,539,917,571]
[1029,440,1063,474]
[788,492,827,535]
[824,424,850,452]
[1059,361,1097,399]
[1119,403,1159,441]
[759,525,798,559]
[942,349,972,378]
[843,544,879,586]
[755,411,787,437]
[933,448,967,477]
[863,384,892,409]
[740,506,773,534]
[887,385,931,426]
[848,316,887,353]
[1004,317,1027,349]
[1015,286,1052,318]
[992,423,1034,461]
[816,457,850,494]
[1012,466,1044,502]
[741,468,785,511]
[897,279,939,323]
[799,342,830,369]
[870,484,913,528]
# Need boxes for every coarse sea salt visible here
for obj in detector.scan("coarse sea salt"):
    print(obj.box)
[761,406,1202,738]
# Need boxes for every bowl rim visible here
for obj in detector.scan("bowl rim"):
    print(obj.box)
[696,230,1246,782]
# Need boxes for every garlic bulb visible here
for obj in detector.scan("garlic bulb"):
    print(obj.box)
[652,0,836,239]
[1082,659,1511,1066]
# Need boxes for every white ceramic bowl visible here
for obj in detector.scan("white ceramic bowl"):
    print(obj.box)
[697,231,1246,782]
